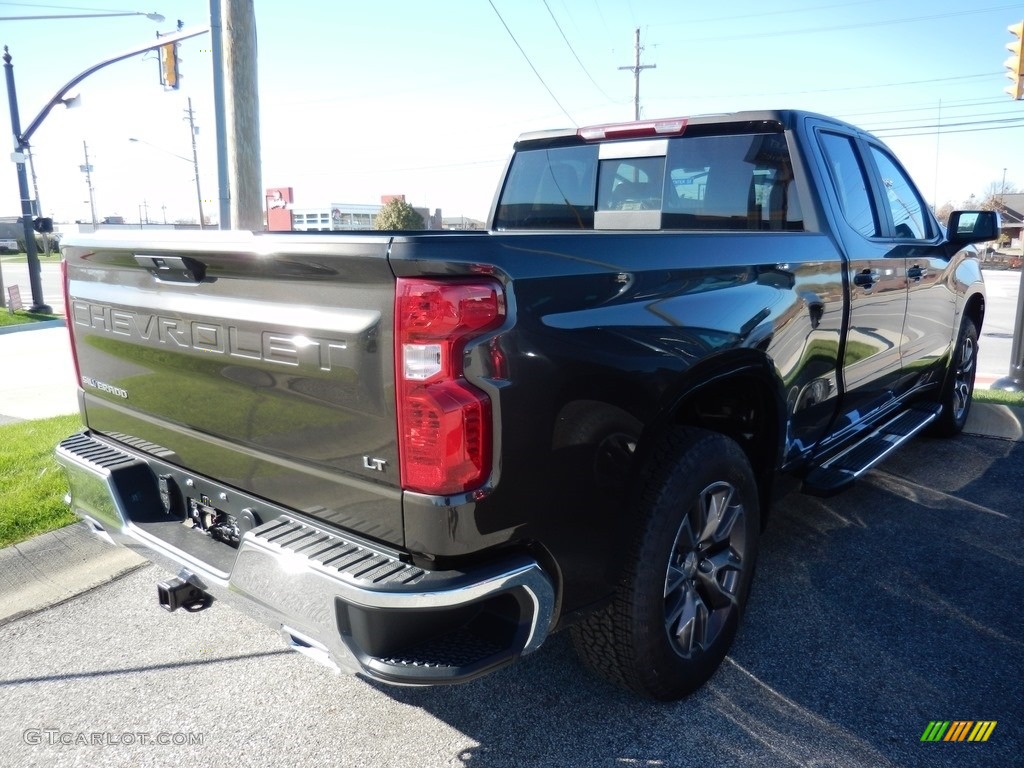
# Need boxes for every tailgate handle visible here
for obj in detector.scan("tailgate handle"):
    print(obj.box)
[134,254,207,283]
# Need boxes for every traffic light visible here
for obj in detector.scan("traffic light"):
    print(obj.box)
[159,42,179,89]
[33,217,53,234]
[1006,21,1024,100]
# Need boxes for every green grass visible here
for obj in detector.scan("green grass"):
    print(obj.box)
[973,388,1024,408]
[0,251,62,264]
[0,414,83,548]
[0,309,61,328]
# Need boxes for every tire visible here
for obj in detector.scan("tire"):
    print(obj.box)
[571,427,760,700]
[929,316,979,437]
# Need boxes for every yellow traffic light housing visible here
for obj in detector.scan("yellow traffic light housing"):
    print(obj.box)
[1006,21,1024,100]
[159,42,179,89]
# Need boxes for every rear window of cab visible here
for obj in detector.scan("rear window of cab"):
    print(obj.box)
[494,130,803,232]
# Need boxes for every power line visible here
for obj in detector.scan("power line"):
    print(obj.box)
[677,74,1003,110]
[837,96,1010,120]
[542,0,615,101]
[666,4,1023,43]
[659,0,889,28]
[862,108,1023,128]
[761,72,999,98]
[870,115,1024,132]
[867,117,1024,137]
[487,0,576,125]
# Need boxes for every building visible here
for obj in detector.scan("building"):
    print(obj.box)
[292,203,381,232]
[442,216,487,230]
[267,189,442,232]
[995,193,1024,248]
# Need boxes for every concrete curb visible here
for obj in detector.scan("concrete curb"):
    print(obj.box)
[963,402,1024,442]
[0,521,147,627]
[0,318,65,335]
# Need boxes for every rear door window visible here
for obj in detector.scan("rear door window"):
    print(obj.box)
[818,132,879,239]
[868,146,931,239]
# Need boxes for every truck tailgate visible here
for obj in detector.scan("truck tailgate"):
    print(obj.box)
[63,231,404,546]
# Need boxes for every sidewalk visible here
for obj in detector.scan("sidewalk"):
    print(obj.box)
[0,320,1021,626]
[0,521,145,625]
[0,321,147,624]
[0,320,78,426]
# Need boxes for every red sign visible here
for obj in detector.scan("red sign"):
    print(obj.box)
[266,187,294,231]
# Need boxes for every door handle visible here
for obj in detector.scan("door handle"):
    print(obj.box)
[853,269,880,288]
[907,264,926,281]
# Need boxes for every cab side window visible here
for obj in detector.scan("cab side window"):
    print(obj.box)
[819,132,879,239]
[869,146,930,239]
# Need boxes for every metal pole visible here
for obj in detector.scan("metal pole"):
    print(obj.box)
[210,0,230,229]
[26,145,41,215]
[26,146,51,257]
[993,254,1024,392]
[186,97,205,228]
[2,47,50,313]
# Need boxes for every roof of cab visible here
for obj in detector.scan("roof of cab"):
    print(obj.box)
[513,110,864,149]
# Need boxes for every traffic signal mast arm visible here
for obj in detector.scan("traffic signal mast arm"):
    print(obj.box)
[4,25,208,312]
[17,25,207,147]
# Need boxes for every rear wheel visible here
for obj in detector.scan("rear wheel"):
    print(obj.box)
[572,428,760,700]
[929,316,978,437]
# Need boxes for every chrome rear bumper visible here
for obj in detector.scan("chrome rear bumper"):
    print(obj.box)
[56,432,555,685]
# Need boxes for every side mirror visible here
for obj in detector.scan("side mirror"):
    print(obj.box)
[946,210,1000,246]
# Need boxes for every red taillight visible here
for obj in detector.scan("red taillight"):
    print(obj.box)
[395,278,504,495]
[61,259,82,385]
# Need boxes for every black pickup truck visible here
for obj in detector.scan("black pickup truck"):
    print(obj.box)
[56,110,994,700]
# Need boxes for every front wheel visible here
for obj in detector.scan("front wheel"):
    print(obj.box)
[571,428,760,700]
[929,315,979,437]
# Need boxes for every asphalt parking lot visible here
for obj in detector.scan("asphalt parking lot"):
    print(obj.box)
[0,431,1019,768]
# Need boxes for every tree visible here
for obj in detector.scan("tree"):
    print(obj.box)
[980,179,1019,211]
[374,198,424,230]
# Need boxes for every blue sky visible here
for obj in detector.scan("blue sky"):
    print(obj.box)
[1,0,1022,225]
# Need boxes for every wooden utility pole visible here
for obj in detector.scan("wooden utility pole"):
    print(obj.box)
[212,0,262,230]
[183,97,205,228]
[618,28,655,121]
[82,140,97,228]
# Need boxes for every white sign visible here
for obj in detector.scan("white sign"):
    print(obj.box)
[8,285,24,314]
